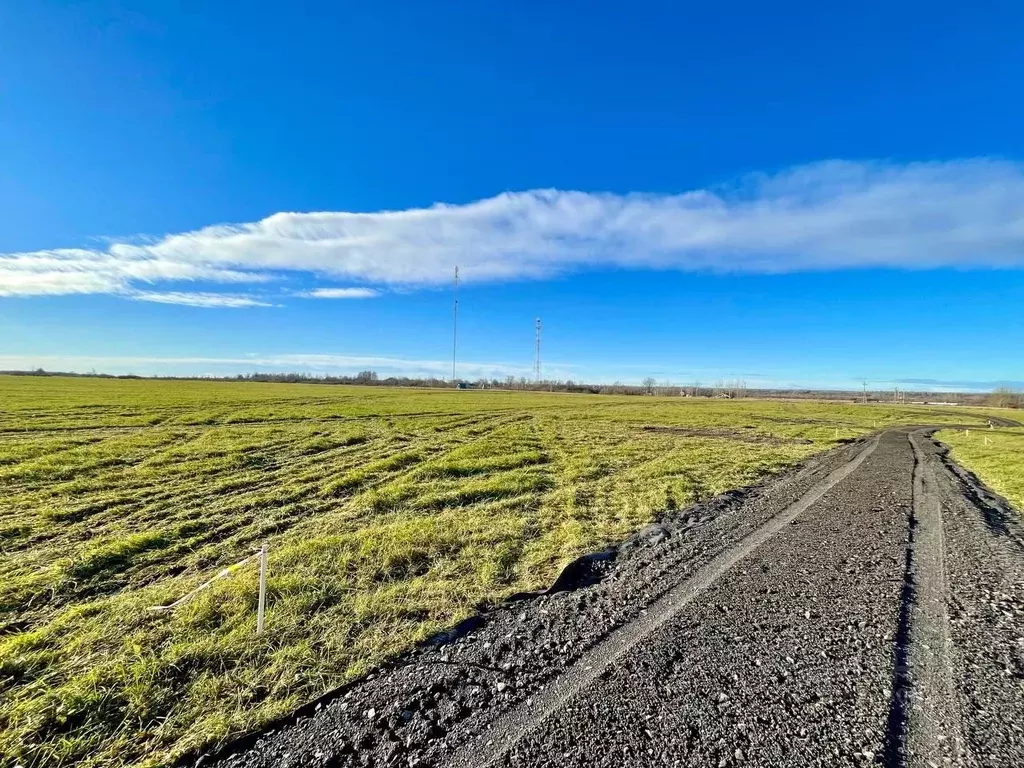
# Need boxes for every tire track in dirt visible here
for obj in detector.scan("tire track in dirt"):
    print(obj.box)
[929,434,1024,767]
[201,436,879,768]
[474,430,916,768]
[882,431,963,767]
[447,435,881,768]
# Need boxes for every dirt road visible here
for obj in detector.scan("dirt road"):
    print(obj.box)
[203,429,1024,768]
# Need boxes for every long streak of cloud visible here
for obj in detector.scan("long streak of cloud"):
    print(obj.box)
[129,291,275,308]
[299,287,380,299]
[3,159,1024,302]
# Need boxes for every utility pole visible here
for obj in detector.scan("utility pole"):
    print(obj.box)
[862,381,868,404]
[534,318,542,382]
[452,266,459,383]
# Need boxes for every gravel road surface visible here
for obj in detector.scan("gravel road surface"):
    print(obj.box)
[200,428,1024,768]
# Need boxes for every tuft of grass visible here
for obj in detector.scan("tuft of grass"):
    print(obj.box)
[65,532,170,580]
[0,375,1006,768]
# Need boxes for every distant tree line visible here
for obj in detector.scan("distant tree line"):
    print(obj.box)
[988,387,1023,409]
[0,368,144,379]
[1,368,1015,406]
[235,371,608,393]
[227,372,756,397]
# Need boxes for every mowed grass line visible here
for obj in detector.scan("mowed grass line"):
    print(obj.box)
[0,376,1004,768]
[938,424,1024,511]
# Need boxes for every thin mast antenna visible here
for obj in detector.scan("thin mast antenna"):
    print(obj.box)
[534,318,542,382]
[452,266,459,383]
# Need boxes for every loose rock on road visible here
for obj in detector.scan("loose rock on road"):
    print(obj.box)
[204,428,1024,768]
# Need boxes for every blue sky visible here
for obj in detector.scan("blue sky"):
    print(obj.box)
[2,1,1024,389]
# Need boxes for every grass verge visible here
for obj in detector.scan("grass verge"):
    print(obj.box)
[937,424,1024,511]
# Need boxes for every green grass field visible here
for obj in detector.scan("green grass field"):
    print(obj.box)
[0,376,1006,768]
[938,425,1024,512]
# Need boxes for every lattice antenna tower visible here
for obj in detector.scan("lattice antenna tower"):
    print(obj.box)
[534,318,542,382]
[452,266,459,383]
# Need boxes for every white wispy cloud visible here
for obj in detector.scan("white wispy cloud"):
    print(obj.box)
[3,159,1024,303]
[0,250,266,297]
[299,287,380,299]
[129,291,275,308]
